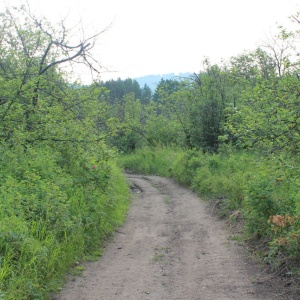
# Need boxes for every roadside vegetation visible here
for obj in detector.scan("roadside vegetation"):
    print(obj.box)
[0,4,130,299]
[1,2,300,299]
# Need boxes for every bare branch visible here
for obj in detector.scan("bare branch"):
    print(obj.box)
[21,5,111,77]
[39,42,90,75]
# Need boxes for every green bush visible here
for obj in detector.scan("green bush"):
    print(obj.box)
[0,143,130,299]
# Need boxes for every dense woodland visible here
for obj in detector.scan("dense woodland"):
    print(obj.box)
[1,3,300,299]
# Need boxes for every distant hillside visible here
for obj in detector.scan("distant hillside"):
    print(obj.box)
[134,72,192,91]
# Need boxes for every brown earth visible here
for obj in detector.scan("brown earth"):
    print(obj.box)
[53,174,299,300]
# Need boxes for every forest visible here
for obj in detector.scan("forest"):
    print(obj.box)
[1,3,300,299]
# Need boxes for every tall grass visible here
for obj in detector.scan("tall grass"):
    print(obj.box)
[119,146,181,176]
[120,147,254,213]
[0,144,130,299]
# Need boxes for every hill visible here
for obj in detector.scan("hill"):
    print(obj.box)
[134,72,192,91]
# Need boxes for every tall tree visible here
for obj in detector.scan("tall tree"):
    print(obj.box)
[141,83,152,104]
[102,78,142,104]
[0,4,107,146]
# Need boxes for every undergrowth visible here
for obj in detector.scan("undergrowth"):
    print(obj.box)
[0,143,130,299]
[119,146,180,176]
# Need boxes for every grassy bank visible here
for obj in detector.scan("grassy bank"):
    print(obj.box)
[119,146,300,276]
[0,144,130,299]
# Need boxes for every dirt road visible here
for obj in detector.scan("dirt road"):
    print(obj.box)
[54,175,293,300]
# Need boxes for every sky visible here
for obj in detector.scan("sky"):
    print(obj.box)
[1,0,300,82]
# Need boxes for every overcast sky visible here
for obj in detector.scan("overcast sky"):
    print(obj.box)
[2,0,300,82]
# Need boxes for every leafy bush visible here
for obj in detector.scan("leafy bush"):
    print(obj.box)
[0,144,130,299]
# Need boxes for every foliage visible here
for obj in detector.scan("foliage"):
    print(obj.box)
[108,16,300,276]
[149,67,230,151]
[0,4,130,299]
[169,147,253,211]
[0,142,130,299]
[3,3,300,293]
[105,11,300,278]
[268,214,300,269]
[101,78,145,104]
[224,75,300,154]
[119,146,179,176]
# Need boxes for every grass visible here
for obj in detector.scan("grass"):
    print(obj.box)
[152,246,170,262]
[0,145,131,299]
[70,266,85,276]
[152,253,165,262]
[118,146,181,176]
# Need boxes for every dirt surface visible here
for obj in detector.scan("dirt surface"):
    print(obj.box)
[53,175,298,300]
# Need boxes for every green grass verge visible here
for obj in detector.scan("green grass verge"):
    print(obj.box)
[119,146,181,176]
[0,145,130,299]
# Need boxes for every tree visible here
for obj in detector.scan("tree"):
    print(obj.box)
[223,44,300,154]
[102,78,142,104]
[0,4,108,146]
[225,74,300,154]
[0,4,132,298]
[184,61,232,151]
[105,93,148,152]
[260,28,298,77]
[141,83,152,104]
[152,78,181,102]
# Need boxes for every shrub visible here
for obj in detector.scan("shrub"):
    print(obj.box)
[0,143,130,299]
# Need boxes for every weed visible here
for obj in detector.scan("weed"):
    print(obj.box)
[0,144,130,299]
[70,265,85,276]
[152,253,165,262]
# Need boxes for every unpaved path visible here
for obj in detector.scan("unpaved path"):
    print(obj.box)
[54,175,293,300]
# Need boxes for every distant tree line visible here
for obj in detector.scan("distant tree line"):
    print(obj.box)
[99,29,300,155]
